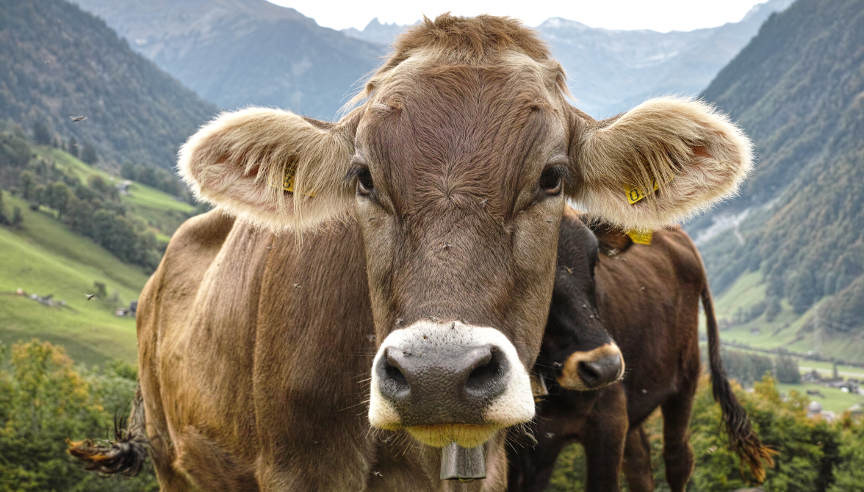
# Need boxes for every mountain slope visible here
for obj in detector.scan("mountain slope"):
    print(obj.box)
[0,134,197,365]
[686,0,864,361]
[0,0,217,169]
[342,0,791,118]
[72,0,386,119]
[0,192,141,365]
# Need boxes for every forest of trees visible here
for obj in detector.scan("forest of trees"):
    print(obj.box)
[547,375,864,491]
[0,129,168,270]
[0,340,159,490]
[688,0,864,336]
[0,0,216,169]
[720,349,802,386]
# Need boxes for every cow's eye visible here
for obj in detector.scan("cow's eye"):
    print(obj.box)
[356,167,374,196]
[539,166,564,195]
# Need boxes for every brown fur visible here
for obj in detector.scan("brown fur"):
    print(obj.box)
[137,210,523,490]
[72,14,753,490]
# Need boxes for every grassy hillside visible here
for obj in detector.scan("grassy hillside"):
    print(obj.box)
[685,0,864,362]
[0,144,196,366]
[37,145,195,238]
[1,194,140,365]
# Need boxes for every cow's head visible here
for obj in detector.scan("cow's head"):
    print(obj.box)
[178,15,751,448]
[538,212,624,391]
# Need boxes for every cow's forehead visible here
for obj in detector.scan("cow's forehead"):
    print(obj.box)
[361,49,566,109]
[352,50,568,212]
[356,69,566,218]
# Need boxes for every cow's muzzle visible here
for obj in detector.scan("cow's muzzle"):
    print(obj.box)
[369,321,534,447]
[556,342,625,390]
[376,343,509,423]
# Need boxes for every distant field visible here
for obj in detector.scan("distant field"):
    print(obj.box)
[710,270,864,364]
[0,195,142,365]
[776,382,864,414]
[1,149,196,366]
[717,345,864,380]
[707,274,864,413]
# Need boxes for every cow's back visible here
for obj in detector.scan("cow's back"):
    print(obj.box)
[593,226,706,425]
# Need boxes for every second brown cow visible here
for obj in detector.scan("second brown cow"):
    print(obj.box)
[508,214,774,491]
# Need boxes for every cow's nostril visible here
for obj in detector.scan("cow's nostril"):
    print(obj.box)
[385,359,408,387]
[465,346,500,393]
[578,360,602,385]
[378,348,411,400]
[577,354,622,389]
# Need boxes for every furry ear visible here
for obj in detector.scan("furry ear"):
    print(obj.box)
[178,107,359,230]
[568,97,752,230]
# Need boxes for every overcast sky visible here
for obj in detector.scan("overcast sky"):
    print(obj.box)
[270,0,768,32]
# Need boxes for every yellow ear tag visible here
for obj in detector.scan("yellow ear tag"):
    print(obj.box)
[282,167,315,197]
[282,171,295,193]
[625,178,660,205]
[626,229,653,245]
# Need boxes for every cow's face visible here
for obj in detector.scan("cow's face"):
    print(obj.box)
[178,15,751,448]
[353,60,570,446]
[539,216,624,391]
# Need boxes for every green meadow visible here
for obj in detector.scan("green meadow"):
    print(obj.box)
[0,148,197,366]
[710,269,864,364]
[776,382,864,414]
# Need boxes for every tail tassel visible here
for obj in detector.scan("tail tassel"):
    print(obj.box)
[68,400,148,476]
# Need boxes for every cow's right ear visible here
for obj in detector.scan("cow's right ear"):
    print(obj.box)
[566,97,752,231]
[178,107,359,230]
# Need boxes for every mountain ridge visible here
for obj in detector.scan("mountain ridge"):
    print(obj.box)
[72,0,386,120]
[341,0,793,117]
[0,0,217,169]
[687,0,864,361]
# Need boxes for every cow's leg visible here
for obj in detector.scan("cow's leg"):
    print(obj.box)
[660,386,696,492]
[507,430,569,492]
[623,426,654,492]
[147,428,196,491]
[583,388,627,492]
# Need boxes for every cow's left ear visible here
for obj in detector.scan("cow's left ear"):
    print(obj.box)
[567,97,752,230]
[178,107,361,231]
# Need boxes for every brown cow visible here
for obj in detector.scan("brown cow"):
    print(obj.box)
[508,220,774,491]
[70,15,752,490]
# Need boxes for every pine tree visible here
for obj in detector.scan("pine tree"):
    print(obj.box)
[19,171,35,202]
[32,119,52,145]
[80,142,97,164]
[68,137,79,157]
[11,206,22,227]
[0,189,9,225]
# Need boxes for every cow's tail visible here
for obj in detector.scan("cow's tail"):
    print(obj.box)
[702,286,775,482]
[68,383,149,476]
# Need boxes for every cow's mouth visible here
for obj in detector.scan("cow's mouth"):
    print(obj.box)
[405,423,499,448]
